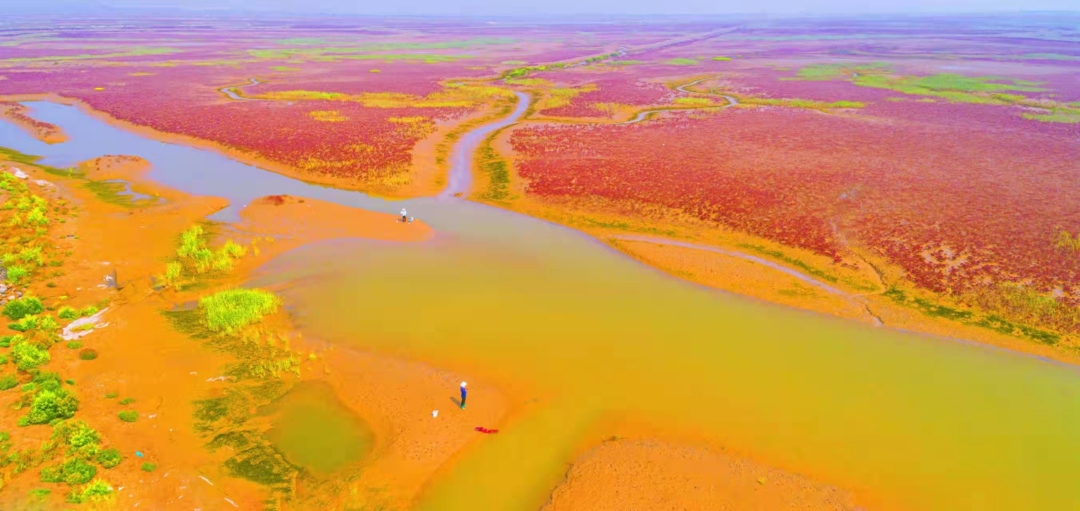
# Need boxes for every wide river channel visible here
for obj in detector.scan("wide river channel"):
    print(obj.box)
[3,99,1080,511]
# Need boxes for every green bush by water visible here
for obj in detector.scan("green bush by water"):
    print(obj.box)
[200,288,281,334]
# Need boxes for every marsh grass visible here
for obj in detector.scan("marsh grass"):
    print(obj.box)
[82,180,160,209]
[885,286,1067,344]
[474,130,514,203]
[200,289,281,334]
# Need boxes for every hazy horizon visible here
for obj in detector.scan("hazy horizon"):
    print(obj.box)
[7,0,1079,16]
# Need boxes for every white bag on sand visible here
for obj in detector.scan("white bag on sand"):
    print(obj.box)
[432,410,439,418]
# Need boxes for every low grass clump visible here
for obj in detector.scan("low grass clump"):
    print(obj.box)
[200,288,281,334]
[117,411,137,423]
[141,462,157,472]
[664,58,699,66]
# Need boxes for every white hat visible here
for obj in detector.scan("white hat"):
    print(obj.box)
[461,381,467,387]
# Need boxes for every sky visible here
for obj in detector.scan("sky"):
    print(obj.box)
[8,0,1078,16]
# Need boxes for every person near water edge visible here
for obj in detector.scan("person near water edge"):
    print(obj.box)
[460,381,467,409]
[400,208,407,222]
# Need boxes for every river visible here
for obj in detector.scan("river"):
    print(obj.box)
[2,100,1080,511]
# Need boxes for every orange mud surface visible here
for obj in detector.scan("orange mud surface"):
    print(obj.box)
[0,101,67,144]
[543,437,860,511]
[289,344,512,510]
[234,194,433,251]
[0,158,432,509]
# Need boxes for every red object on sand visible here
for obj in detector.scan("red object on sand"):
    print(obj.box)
[475,427,499,434]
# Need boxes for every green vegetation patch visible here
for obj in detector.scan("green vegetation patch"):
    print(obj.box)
[200,288,281,334]
[3,296,44,320]
[1010,53,1080,61]
[788,62,891,81]
[663,58,700,66]
[1022,110,1080,124]
[0,47,181,64]
[674,97,714,106]
[474,131,515,204]
[852,73,1045,104]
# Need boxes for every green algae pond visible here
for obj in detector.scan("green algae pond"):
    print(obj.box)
[259,381,374,475]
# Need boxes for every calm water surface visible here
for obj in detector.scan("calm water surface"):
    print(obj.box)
[3,101,1080,511]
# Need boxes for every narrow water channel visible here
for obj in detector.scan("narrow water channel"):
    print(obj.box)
[2,101,1080,511]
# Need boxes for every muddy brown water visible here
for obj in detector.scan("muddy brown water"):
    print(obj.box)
[3,99,1080,510]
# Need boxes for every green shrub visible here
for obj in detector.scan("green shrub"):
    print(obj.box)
[0,354,6,364]
[6,266,29,284]
[117,411,137,423]
[3,296,44,320]
[200,288,281,334]
[27,388,78,424]
[19,246,43,267]
[96,448,121,468]
[78,349,98,361]
[40,456,96,485]
[8,315,37,332]
[0,374,18,391]
[141,462,157,472]
[79,306,98,318]
[57,306,78,320]
[36,315,58,332]
[176,225,205,258]
[0,334,17,348]
[119,398,134,405]
[63,421,101,450]
[104,392,118,399]
[66,478,112,503]
[66,341,82,349]
[12,342,50,371]
[222,240,247,258]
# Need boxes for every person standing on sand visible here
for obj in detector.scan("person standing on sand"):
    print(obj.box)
[460,381,467,409]
[400,208,407,223]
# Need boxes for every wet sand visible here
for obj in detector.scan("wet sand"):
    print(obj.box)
[0,101,67,144]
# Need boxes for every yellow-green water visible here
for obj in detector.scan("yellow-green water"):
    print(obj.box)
[259,381,375,475]
[252,237,1080,511]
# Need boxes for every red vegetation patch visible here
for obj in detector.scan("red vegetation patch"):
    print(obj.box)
[511,106,1080,301]
[261,195,288,206]
[541,78,673,118]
